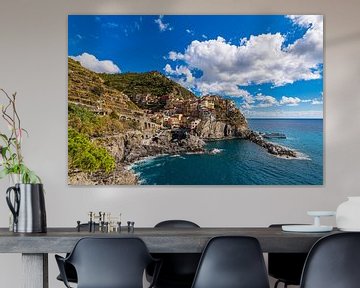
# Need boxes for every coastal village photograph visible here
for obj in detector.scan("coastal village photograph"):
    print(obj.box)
[68,15,323,185]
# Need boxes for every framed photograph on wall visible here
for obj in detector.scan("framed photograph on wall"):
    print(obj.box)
[68,15,323,185]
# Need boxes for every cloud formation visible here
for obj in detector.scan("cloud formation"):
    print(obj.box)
[155,16,173,32]
[70,53,121,74]
[254,94,279,108]
[280,96,302,106]
[165,15,323,100]
[311,99,323,105]
[164,64,195,88]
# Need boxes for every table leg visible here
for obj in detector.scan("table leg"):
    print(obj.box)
[22,253,48,288]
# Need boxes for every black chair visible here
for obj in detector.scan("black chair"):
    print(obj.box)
[268,224,308,288]
[300,232,360,288]
[55,237,160,288]
[191,236,270,288]
[147,220,201,288]
[56,223,99,284]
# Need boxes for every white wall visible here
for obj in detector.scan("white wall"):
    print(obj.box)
[1,0,360,287]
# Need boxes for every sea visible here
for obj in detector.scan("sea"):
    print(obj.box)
[129,119,323,185]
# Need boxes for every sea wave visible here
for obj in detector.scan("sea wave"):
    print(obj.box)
[273,150,311,161]
[209,148,223,154]
[127,154,169,170]
[170,154,186,159]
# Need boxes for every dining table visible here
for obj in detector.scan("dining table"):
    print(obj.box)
[0,226,339,288]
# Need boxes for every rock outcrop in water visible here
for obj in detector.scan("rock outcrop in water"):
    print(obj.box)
[248,131,297,158]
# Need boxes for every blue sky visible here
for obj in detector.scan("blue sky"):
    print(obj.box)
[69,15,323,118]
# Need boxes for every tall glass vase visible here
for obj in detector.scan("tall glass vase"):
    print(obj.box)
[9,174,21,186]
[8,174,21,231]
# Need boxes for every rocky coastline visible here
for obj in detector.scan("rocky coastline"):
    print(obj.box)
[68,129,205,185]
[67,58,299,185]
[68,127,299,185]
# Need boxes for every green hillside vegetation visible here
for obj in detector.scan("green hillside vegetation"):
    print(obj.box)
[68,103,140,137]
[68,128,115,173]
[101,71,196,110]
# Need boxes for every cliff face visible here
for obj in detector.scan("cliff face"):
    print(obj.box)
[195,95,250,139]
[196,120,248,139]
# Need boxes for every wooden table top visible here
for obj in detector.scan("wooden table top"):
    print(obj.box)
[0,227,340,253]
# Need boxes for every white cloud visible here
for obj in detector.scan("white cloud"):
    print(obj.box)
[254,94,279,108]
[168,31,322,88]
[286,15,323,64]
[165,15,323,99]
[280,96,301,106]
[164,64,195,87]
[186,29,194,35]
[70,53,121,74]
[311,99,323,105]
[301,94,323,105]
[168,51,183,61]
[155,16,173,32]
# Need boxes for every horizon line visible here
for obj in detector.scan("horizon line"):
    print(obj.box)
[247,117,323,120]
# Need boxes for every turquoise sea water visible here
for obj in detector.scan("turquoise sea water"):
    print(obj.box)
[130,119,323,185]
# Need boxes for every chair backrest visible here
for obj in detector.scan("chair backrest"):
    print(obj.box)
[67,237,153,288]
[301,232,360,288]
[155,220,200,228]
[152,220,201,284]
[191,236,270,288]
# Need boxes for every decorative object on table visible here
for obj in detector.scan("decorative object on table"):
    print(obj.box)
[127,221,135,233]
[77,211,122,232]
[0,89,46,233]
[68,15,323,186]
[336,196,360,231]
[282,211,336,232]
